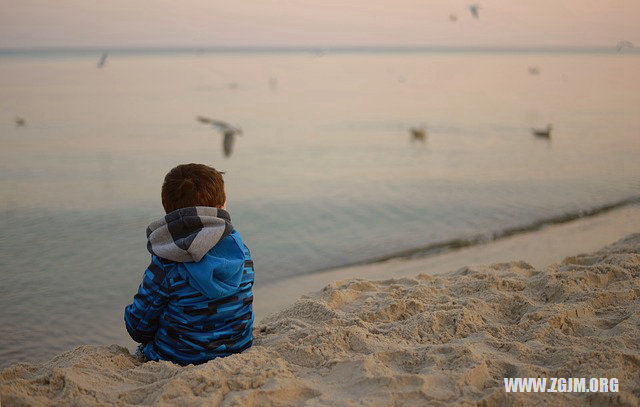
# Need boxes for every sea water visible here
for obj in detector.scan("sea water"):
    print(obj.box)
[1,50,639,367]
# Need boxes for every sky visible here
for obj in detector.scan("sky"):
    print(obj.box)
[0,0,639,49]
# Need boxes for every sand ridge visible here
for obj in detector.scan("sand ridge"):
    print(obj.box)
[2,234,639,406]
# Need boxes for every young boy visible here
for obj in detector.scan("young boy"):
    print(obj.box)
[124,163,254,366]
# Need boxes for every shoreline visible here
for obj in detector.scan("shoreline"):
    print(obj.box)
[297,196,640,277]
[254,202,640,321]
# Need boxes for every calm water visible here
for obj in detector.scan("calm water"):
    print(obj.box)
[1,51,640,368]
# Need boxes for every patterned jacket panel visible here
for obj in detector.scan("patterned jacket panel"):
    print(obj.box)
[125,231,254,366]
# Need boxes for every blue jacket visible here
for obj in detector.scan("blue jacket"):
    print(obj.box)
[124,207,254,366]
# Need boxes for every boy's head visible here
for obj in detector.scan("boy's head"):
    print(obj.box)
[161,163,226,213]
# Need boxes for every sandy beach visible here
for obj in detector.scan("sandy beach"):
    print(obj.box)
[3,1,640,405]
[2,209,639,406]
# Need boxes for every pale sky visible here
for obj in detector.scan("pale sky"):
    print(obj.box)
[1,0,639,49]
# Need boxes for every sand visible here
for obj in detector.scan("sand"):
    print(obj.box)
[2,233,639,406]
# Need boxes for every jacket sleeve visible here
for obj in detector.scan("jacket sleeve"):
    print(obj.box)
[124,257,171,344]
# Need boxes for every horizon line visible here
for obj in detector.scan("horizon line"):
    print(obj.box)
[1,44,638,55]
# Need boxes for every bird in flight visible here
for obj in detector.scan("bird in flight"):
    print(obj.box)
[97,52,108,68]
[468,3,481,18]
[197,116,243,157]
[616,40,634,52]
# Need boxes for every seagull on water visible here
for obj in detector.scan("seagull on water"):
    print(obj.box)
[410,127,427,142]
[531,124,552,138]
[197,116,243,157]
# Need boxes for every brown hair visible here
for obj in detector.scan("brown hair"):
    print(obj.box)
[161,163,226,213]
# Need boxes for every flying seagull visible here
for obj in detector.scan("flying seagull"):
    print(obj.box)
[197,116,243,157]
[97,52,108,68]
[616,40,634,52]
[531,124,552,138]
[468,3,481,18]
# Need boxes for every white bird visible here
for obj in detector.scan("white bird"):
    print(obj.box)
[616,40,634,52]
[531,124,552,138]
[468,3,481,18]
[197,116,243,157]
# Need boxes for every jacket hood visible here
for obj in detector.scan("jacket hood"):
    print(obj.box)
[180,230,247,299]
[146,206,234,263]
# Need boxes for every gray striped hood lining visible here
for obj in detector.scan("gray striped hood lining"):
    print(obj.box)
[146,206,234,263]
